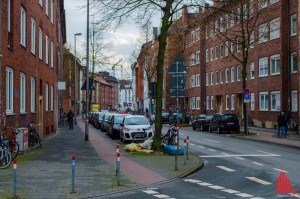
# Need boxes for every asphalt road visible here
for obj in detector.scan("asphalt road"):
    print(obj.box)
[99,125,300,199]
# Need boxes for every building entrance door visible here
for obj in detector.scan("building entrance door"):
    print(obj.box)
[216,96,223,113]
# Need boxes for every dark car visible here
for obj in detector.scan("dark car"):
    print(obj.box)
[150,112,170,123]
[100,113,112,132]
[107,114,130,139]
[192,114,213,131]
[93,112,106,129]
[169,113,190,124]
[209,113,240,134]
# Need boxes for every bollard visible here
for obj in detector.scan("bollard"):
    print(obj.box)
[116,144,120,174]
[71,155,76,193]
[116,152,120,186]
[174,141,178,171]
[184,139,187,165]
[186,136,189,160]
[13,159,17,199]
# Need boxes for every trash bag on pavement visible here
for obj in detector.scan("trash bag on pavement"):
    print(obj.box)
[140,138,153,150]
[163,145,185,155]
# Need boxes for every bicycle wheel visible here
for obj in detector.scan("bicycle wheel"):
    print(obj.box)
[28,133,39,149]
[0,149,12,169]
[11,141,19,160]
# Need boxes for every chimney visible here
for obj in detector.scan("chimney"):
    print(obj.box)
[182,5,188,24]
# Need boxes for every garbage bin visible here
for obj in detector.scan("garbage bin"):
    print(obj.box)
[16,128,29,154]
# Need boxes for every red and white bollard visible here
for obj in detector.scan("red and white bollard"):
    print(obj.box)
[13,159,17,199]
[186,136,189,160]
[71,155,76,193]
[116,151,120,186]
[184,139,187,165]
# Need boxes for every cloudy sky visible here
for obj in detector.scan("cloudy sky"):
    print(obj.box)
[64,0,161,79]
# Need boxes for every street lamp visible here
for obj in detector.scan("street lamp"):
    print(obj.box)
[74,33,82,125]
[85,0,90,141]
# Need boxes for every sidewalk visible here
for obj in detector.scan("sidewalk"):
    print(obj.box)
[0,119,203,199]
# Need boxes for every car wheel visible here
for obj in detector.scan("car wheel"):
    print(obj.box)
[192,125,196,130]
[209,126,212,133]
[217,127,222,134]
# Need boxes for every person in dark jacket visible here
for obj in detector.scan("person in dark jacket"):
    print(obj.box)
[277,110,288,138]
[67,110,75,129]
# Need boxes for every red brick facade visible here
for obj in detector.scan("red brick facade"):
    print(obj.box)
[1,0,65,137]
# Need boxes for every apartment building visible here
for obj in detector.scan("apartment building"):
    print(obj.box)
[1,0,66,137]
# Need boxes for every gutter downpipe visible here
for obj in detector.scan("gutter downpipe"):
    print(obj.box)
[287,0,291,113]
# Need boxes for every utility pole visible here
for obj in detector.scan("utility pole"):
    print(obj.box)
[85,0,90,141]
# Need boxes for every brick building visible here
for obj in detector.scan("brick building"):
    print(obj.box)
[136,0,299,129]
[0,0,66,137]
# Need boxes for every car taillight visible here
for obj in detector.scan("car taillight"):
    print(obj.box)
[204,119,209,122]
[219,121,224,125]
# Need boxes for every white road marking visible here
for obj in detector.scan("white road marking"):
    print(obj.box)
[204,139,220,143]
[236,193,253,197]
[153,194,171,198]
[198,145,205,148]
[252,162,264,166]
[216,166,236,172]
[246,177,272,185]
[235,157,245,160]
[208,149,216,152]
[256,150,279,156]
[273,168,288,173]
[184,179,202,183]
[250,197,265,199]
[221,153,229,155]
[200,154,280,158]
[197,182,213,186]
[189,143,195,146]
[290,193,300,198]
[143,190,159,194]
[208,185,225,190]
[222,189,240,194]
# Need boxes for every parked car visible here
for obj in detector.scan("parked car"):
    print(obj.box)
[88,112,96,124]
[149,112,170,123]
[169,113,190,124]
[192,114,213,131]
[120,115,153,143]
[93,112,106,129]
[101,113,112,132]
[107,114,130,139]
[209,113,240,134]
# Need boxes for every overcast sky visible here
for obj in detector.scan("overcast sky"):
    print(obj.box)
[64,0,161,79]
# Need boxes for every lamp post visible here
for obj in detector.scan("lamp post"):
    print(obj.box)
[74,33,82,125]
[85,0,90,141]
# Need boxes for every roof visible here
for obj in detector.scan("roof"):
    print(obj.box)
[94,75,111,87]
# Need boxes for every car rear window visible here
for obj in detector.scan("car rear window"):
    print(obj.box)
[221,114,237,120]
[162,113,169,117]
[206,116,213,120]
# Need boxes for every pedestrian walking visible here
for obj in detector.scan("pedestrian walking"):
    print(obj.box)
[67,109,75,129]
[277,110,289,138]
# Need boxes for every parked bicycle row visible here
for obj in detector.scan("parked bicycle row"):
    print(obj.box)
[0,122,42,169]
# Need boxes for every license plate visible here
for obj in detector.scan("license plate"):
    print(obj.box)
[227,122,234,125]
[135,133,145,138]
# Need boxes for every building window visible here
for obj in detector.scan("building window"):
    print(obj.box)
[46,0,49,16]
[211,96,214,110]
[259,92,269,111]
[225,68,229,83]
[206,26,208,39]
[270,0,279,5]
[51,85,54,111]
[191,75,195,87]
[45,83,49,111]
[39,28,43,60]
[51,0,54,23]
[206,96,210,110]
[220,44,223,58]
[31,18,36,54]
[237,65,241,81]
[206,49,209,62]
[210,48,214,61]
[196,51,200,64]
[196,97,200,110]
[250,32,254,48]
[231,94,235,110]
[8,0,12,47]
[39,0,43,6]
[225,14,228,30]
[225,41,229,56]
[20,6,26,47]
[236,37,240,52]
[206,73,209,86]
[291,90,298,112]
[215,71,219,84]
[195,74,200,87]
[259,23,268,43]
[225,95,229,110]
[20,73,26,113]
[46,35,49,64]
[271,91,280,111]
[258,0,267,10]
[231,41,235,53]
[231,67,235,82]
[215,45,218,60]
[270,18,280,40]
[250,93,255,110]
[291,14,297,36]
[259,57,268,77]
[220,17,223,32]
[51,41,54,68]
[291,52,298,73]
[220,70,223,84]
[270,54,280,75]
[6,67,14,114]
[230,13,234,27]
[237,8,240,24]
[210,72,214,85]
[250,62,255,79]
[31,77,36,112]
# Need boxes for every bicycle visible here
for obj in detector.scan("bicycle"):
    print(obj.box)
[28,122,42,149]
[7,127,20,160]
[287,119,298,132]
[0,130,12,169]
[58,113,68,128]
[161,124,178,145]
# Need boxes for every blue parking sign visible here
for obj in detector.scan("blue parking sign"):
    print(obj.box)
[244,94,250,103]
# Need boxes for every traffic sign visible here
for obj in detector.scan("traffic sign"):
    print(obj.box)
[244,88,250,95]
[167,56,187,74]
[170,75,185,89]
[244,93,250,103]
[170,89,186,98]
